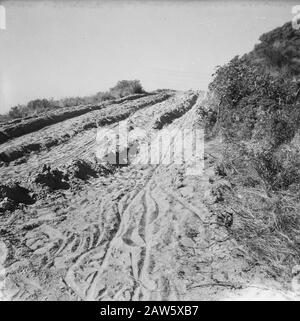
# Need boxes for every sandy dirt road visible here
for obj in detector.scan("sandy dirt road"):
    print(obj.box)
[0,91,293,301]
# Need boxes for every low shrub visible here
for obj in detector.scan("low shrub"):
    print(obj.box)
[202,24,300,277]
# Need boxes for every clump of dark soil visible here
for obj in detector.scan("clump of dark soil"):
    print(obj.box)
[66,159,113,181]
[0,182,35,212]
[67,159,98,180]
[33,165,70,190]
[31,160,114,192]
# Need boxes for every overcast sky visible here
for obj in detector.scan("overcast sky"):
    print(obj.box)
[0,0,298,112]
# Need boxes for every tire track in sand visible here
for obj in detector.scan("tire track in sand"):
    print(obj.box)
[3,91,208,301]
[64,94,206,300]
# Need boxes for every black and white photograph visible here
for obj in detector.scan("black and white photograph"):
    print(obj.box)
[0,0,300,304]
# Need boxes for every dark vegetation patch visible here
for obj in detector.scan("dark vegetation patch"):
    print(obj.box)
[0,80,146,124]
[201,21,300,278]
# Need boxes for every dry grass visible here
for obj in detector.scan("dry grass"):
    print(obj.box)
[210,144,300,280]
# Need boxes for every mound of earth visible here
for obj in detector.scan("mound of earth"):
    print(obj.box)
[66,159,113,181]
[32,165,70,190]
[0,182,35,213]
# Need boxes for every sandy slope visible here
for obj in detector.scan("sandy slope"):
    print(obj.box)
[0,91,296,301]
